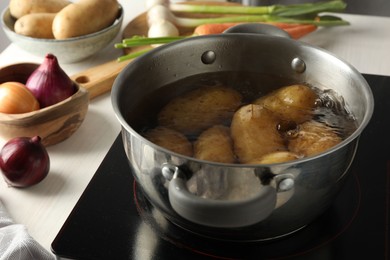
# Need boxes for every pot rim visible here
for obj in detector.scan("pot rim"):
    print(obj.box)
[112,34,374,167]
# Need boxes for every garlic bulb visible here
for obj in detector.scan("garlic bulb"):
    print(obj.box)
[146,0,169,10]
[148,19,180,47]
[147,4,176,27]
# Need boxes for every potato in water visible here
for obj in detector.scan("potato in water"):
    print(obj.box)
[194,125,235,163]
[231,104,286,163]
[158,85,242,136]
[254,84,318,123]
[247,151,300,164]
[144,126,193,157]
[288,120,342,157]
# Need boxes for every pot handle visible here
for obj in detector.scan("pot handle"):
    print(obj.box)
[223,23,291,39]
[166,165,277,228]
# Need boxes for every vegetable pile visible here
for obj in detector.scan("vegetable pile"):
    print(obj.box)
[115,0,350,62]
[10,0,120,39]
[0,53,75,114]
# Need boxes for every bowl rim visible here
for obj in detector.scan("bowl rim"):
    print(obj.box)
[1,3,124,43]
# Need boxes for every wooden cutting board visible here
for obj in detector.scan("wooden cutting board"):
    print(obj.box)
[121,1,239,54]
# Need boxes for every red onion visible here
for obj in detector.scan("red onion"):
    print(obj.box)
[26,53,75,108]
[0,136,50,188]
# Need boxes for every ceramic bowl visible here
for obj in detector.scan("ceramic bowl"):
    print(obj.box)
[0,5,123,63]
[0,63,89,146]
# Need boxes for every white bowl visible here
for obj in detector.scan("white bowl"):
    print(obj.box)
[1,5,123,63]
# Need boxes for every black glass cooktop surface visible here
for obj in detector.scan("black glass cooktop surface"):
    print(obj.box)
[51,74,390,260]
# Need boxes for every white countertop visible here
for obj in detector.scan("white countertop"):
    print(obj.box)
[0,0,389,256]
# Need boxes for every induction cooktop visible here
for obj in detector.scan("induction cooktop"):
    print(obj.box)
[51,74,390,260]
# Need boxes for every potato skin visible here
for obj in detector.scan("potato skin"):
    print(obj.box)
[158,85,242,137]
[52,0,119,39]
[254,84,318,124]
[14,13,55,39]
[144,126,193,157]
[288,120,342,157]
[194,125,236,163]
[9,0,70,19]
[231,104,286,163]
[246,151,300,164]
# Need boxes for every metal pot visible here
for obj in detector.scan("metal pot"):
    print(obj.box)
[111,24,374,241]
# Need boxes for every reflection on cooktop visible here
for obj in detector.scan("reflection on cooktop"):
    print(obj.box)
[133,172,361,259]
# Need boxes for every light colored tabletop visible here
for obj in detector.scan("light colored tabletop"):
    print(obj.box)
[0,0,389,256]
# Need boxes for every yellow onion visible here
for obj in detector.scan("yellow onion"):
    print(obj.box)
[0,82,40,114]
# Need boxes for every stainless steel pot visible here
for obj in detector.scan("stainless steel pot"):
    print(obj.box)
[111,24,374,241]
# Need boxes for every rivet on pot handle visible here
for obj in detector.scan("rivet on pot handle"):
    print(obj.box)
[163,164,277,228]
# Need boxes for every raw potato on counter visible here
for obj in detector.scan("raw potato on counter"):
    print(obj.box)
[9,0,70,19]
[14,13,56,39]
[52,0,120,39]
[10,0,120,39]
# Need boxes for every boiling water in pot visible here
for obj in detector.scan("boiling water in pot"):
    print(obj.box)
[128,71,357,164]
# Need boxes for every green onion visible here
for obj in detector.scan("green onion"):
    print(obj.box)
[273,1,347,16]
[170,4,275,15]
[170,0,347,17]
[116,48,153,62]
[174,14,348,27]
[148,5,272,28]
[115,36,187,48]
[117,1,350,62]
[149,4,348,28]
[115,13,349,62]
[268,14,350,26]
[173,15,273,27]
